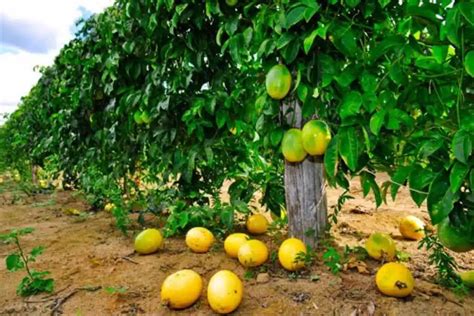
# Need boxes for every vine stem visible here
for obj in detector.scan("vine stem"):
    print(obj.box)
[15,236,33,279]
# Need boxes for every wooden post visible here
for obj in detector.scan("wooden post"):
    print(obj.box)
[283,99,328,248]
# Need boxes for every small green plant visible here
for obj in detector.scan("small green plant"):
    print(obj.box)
[243,269,256,280]
[295,246,317,268]
[329,191,354,226]
[395,250,411,262]
[419,228,468,295]
[343,245,368,261]
[0,228,54,296]
[322,247,343,275]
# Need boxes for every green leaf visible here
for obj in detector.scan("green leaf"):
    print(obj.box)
[418,139,443,159]
[297,84,309,103]
[338,127,360,172]
[286,6,306,28]
[391,165,413,201]
[30,246,44,259]
[459,3,474,26]
[432,46,448,64]
[449,161,469,193]
[6,254,24,271]
[369,110,385,135]
[452,130,472,164]
[369,35,405,62]
[378,0,391,9]
[427,172,458,224]
[345,0,360,8]
[304,30,318,54]
[270,129,283,146]
[276,33,294,50]
[340,91,362,120]
[409,166,434,206]
[360,72,377,92]
[324,136,339,185]
[216,110,227,128]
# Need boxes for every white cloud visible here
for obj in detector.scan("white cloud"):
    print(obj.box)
[0,0,113,120]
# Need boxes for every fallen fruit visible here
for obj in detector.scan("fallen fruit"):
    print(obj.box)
[459,270,474,288]
[278,238,307,271]
[207,270,243,314]
[399,215,425,240]
[282,129,307,163]
[238,239,268,267]
[365,232,396,261]
[376,262,414,297]
[265,64,292,100]
[246,214,269,234]
[185,227,215,253]
[134,228,163,255]
[39,179,48,189]
[301,120,332,156]
[161,269,203,309]
[224,233,249,258]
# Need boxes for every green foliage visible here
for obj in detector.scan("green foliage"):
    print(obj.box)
[322,247,343,275]
[0,228,54,297]
[419,228,468,295]
[0,1,472,243]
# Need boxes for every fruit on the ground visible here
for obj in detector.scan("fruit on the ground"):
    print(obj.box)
[459,270,474,288]
[238,239,268,267]
[225,0,238,6]
[104,203,116,212]
[437,218,474,252]
[365,232,396,261]
[224,233,249,258]
[376,262,414,297]
[207,270,243,314]
[185,227,215,253]
[282,129,307,163]
[134,228,163,254]
[265,64,292,100]
[134,111,143,124]
[39,179,48,189]
[301,120,332,156]
[246,214,269,234]
[278,238,307,271]
[161,269,203,309]
[141,111,151,124]
[465,51,474,77]
[399,215,425,240]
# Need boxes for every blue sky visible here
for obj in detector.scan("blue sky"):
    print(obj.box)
[0,0,113,124]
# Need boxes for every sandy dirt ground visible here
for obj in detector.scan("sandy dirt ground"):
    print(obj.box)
[0,174,473,315]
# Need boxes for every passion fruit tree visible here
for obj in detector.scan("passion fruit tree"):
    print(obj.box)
[1,0,473,251]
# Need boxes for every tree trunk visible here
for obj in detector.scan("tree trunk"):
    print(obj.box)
[283,99,328,248]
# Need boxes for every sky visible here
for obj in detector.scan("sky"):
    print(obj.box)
[0,0,113,124]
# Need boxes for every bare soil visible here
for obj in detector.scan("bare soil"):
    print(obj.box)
[0,175,473,315]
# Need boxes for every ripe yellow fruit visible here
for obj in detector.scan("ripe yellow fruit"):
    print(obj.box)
[224,233,249,258]
[265,64,292,100]
[376,262,414,297]
[278,238,307,271]
[104,203,116,212]
[399,215,425,240]
[459,270,474,288]
[365,232,396,261]
[185,227,215,253]
[238,239,268,267]
[134,228,163,255]
[161,269,203,309]
[207,270,243,314]
[301,120,332,155]
[281,129,307,163]
[246,214,269,234]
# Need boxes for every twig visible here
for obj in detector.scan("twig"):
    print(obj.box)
[24,286,70,303]
[121,256,139,265]
[49,286,101,315]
